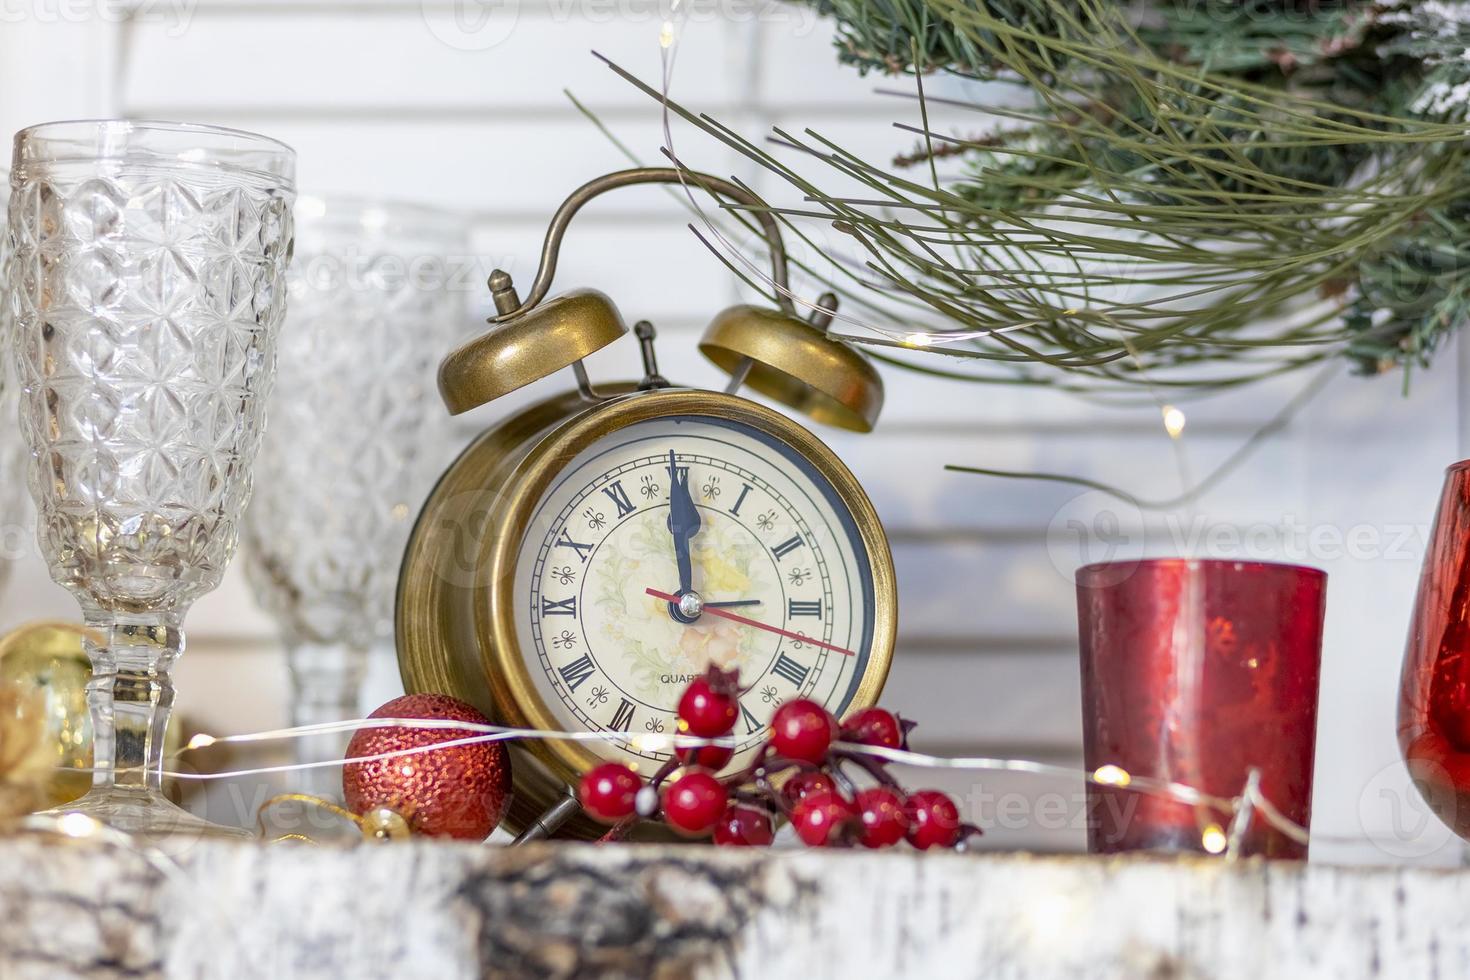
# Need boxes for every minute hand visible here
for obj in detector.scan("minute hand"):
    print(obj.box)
[644,588,855,657]
[666,450,700,596]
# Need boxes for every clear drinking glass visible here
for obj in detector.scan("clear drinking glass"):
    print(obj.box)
[242,196,464,783]
[0,169,29,591]
[7,120,296,838]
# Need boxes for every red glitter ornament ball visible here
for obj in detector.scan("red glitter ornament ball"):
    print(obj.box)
[342,693,511,841]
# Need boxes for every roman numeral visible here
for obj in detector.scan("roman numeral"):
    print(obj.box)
[730,484,752,516]
[788,599,822,619]
[740,702,763,736]
[772,535,804,561]
[609,698,636,733]
[602,480,636,518]
[557,654,596,692]
[771,653,810,687]
[540,596,577,617]
[555,528,594,563]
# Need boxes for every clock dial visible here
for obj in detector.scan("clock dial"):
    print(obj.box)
[513,414,876,769]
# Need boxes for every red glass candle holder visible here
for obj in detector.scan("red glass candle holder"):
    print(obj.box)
[1077,558,1326,858]
[1399,460,1470,840]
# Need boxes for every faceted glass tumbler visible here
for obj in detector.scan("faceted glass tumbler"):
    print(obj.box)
[7,120,296,839]
[242,197,464,783]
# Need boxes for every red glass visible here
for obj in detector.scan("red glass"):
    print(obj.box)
[1077,558,1326,858]
[1399,460,1470,840]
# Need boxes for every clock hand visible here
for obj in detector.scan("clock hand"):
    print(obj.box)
[665,450,702,620]
[661,593,761,620]
[645,588,855,657]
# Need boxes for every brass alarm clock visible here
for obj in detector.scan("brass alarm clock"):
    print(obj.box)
[396,168,896,839]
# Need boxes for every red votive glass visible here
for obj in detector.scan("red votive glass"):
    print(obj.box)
[1399,461,1470,841]
[1077,558,1326,858]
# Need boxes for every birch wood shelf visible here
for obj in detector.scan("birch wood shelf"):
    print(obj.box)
[0,836,1461,979]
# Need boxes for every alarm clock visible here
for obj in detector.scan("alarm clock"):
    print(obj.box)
[395,168,897,839]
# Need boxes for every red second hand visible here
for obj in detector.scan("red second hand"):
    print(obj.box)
[645,588,855,657]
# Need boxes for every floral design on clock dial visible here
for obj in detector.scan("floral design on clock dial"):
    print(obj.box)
[514,415,873,766]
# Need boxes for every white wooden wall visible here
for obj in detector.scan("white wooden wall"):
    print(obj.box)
[0,2,1462,862]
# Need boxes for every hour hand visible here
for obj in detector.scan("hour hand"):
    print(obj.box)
[666,450,701,603]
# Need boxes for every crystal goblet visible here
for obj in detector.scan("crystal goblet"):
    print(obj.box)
[242,197,464,783]
[0,169,30,592]
[7,120,296,838]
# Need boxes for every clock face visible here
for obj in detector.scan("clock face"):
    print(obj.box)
[512,413,877,771]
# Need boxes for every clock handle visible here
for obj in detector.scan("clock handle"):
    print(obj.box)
[493,167,797,323]
[511,790,584,844]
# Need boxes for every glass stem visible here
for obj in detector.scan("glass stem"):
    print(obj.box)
[81,607,185,795]
[287,641,367,793]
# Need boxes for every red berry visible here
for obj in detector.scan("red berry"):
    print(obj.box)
[579,763,642,824]
[676,742,734,772]
[662,771,728,837]
[791,790,855,847]
[780,770,838,809]
[770,699,836,764]
[713,804,775,846]
[678,676,738,738]
[842,707,904,750]
[854,787,909,849]
[905,789,962,850]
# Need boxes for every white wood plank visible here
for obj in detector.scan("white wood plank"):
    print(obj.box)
[465,219,745,322]
[885,764,1088,852]
[0,13,121,137]
[230,114,746,216]
[167,640,1083,765]
[754,16,893,109]
[884,645,1081,748]
[1300,357,1457,860]
[827,425,1304,532]
[123,11,742,114]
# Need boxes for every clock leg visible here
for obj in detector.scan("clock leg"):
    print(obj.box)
[724,356,754,395]
[512,791,583,844]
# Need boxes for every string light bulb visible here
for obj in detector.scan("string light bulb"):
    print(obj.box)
[632,732,671,755]
[1201,824,1228,854]
[1093,764,1132,787]
[1162,404,1187,439]
[56,811,101,838]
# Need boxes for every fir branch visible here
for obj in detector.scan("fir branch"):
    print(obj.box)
[606,0,1470,384]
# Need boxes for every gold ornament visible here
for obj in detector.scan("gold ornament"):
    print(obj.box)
[0,686,51,821]
[359,806,412,842]
[257,793,415,845]
[0,622,95,809]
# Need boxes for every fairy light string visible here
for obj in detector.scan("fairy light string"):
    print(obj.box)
[140,717,1316,853]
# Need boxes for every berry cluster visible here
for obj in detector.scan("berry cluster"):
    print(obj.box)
[577,666,981,849]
